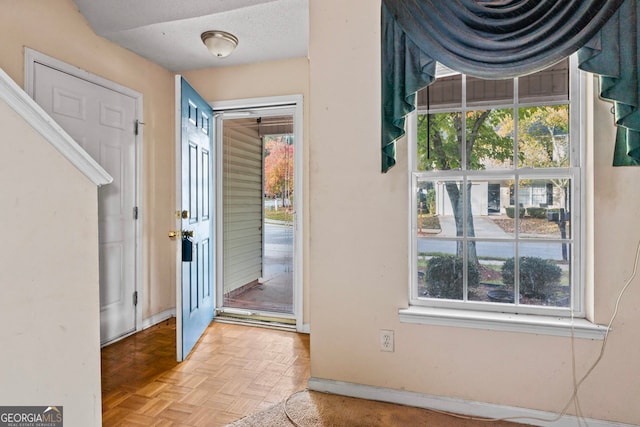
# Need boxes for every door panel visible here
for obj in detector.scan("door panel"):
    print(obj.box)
[33,63,137,344]
[177,77,214,360]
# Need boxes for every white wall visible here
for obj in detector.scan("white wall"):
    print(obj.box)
[308,0,640,424]
[0,99,102,425]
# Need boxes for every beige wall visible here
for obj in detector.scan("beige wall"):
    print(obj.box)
[308,0,640,424]
[0,99,101,425]
[0,0,176,320]
[184,58,311,324]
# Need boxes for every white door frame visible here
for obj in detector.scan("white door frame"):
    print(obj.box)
[212,95,305,331]
[25,48,144,339]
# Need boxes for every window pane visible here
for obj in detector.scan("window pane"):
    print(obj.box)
[417,74,462,110]
[519,59,569,103]
[421,253,465,300]
[514,243,571,307]
[418,240,460,300]
[416,181,438,234]
[418,236,457,258]
[468,109,514,170]
[469,179,514,238]
[518,105,570,168]
[427,180,464,238]
[517,178,571,239]
[468,242,515,303]
[467,76,513,106]
[417,112,463,171]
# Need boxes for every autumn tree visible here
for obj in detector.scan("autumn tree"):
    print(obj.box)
[264,136,294,201]
[499,105,569,168]
[498,105,570,209]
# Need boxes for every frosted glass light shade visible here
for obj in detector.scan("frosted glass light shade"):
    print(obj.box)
[201,31,239,58]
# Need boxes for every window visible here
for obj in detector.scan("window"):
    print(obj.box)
[410,57,582,317]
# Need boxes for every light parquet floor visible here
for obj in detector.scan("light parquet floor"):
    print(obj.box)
[101,318,310,426]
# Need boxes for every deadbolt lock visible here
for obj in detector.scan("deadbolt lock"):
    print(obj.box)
[169,229,194,239]
[181,210,189,219]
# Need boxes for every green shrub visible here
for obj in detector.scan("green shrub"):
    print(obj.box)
[526,207,547,219]
[505,206,525,218]
[501,257,562,298]
[426,255,479,299]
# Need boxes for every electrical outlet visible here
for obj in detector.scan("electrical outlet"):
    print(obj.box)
[380,329,394,352]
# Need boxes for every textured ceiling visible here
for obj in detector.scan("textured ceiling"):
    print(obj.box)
[72,0,309,72]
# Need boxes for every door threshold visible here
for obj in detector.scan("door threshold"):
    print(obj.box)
[214,314,297,332]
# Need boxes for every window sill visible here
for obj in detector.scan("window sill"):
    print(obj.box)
[399,306,608,340]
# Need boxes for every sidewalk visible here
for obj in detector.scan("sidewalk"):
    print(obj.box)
[437,215,509,238]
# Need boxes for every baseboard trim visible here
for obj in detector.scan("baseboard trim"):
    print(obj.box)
[307,378,636,427]
[141,309,176,330]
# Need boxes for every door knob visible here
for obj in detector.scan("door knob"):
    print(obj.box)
[168,231,179,239]
[183,230,194,238]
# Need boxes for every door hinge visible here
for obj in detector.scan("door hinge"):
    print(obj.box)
[134,120,145,136]
[133,206,139,220]
[133,291,138,306]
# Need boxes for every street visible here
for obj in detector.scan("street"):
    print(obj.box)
[418,216,569,261]
[417,238,567,260]
[263,221,294,277]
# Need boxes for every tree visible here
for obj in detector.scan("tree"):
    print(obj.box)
[498,105,570,209]
[499,105,569,169]
[509,105,570,260]
[264,136,294,200]
[417,109,513,264]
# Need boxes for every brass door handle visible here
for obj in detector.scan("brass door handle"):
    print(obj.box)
[168,231,179,239]
[183,230,194,238]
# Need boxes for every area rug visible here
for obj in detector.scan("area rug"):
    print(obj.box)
[225,390,529,426]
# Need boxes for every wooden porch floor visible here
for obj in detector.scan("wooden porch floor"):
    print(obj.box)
[101,318,310,426]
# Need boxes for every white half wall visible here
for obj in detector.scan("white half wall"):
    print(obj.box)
[0,82,102,425]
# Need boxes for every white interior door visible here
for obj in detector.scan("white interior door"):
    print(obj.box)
[175,77,215,361]
[32,62,138,345]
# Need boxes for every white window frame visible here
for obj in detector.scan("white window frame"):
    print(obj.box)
[404,56,607,338]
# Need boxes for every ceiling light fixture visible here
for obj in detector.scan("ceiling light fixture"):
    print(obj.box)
[201,30,239,58]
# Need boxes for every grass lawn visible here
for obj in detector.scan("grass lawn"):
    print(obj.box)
[264,209,293,222]
[419,214,441,230]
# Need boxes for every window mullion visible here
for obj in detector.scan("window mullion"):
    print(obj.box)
[461,75,469,302]
[513,76,520,307]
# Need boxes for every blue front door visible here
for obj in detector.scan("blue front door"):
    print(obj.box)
[178,77,214,360]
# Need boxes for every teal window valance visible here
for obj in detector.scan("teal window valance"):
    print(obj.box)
[381,0,639,172]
